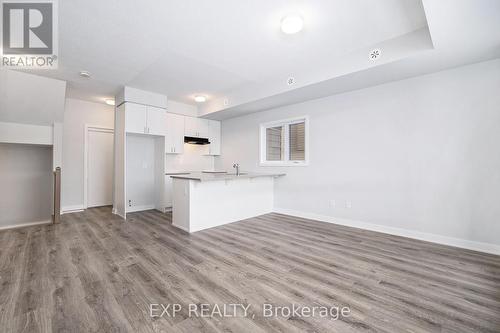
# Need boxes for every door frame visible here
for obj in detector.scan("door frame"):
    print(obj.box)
[83,125,114,209]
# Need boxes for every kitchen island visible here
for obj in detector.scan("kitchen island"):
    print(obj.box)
[171,172,285,232]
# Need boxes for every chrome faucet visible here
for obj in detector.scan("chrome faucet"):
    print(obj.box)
[233,163,240,176]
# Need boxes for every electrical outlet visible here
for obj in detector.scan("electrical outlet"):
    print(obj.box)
[128,199,132,207]
[345,200,352,209]
[329,200,336,208]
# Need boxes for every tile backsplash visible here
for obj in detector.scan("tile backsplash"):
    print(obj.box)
[165,143,215,172]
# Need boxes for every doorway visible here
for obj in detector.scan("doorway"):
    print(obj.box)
[84,126,114,208]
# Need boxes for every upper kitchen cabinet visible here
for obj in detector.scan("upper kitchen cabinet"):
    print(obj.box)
[165,113,185,154]
[124,103,147,135]
[147,106,168,136]
[124,102,167,136]
[207,120,221,155]
[185,116,209,138]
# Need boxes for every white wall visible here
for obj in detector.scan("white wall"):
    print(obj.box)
[0,122,53,145]
[0,143,53,228]
[62,98,114,211]
[0,69,66,125]
[216,59,500,249]
[166,144,215,172]
[126,135,156,211]
[168,100,198,117]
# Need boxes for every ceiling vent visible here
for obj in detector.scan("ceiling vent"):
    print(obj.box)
[369,49,381,61]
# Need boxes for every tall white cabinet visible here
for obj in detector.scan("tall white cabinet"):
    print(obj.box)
[165,113,185,154]
[113,88,168,219]
[207,120,221,156]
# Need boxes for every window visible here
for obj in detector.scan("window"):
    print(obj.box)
[260,116,308,166]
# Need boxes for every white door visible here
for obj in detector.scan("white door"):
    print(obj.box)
[87,128,114,208]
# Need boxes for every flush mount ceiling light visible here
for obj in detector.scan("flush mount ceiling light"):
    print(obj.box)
[281,15,304,34]
[79,70,91,78]
[194,95,207,103]
[105,99,115,106]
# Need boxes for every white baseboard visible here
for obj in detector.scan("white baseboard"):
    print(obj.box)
[126,204,155,213]
[172,222,189,233]
[0,219,52,231]
[273,208,500,256]
[112,208,126,220]
[62,204,85,214]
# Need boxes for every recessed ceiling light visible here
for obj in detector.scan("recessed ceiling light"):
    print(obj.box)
[194,95,207,103]
[105,99,115,106]
[79,70,91,78]
[281,15,304,34]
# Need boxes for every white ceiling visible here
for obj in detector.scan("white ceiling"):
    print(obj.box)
[15,0,425,103]
[6,0,500,119]
[199,0,500,118]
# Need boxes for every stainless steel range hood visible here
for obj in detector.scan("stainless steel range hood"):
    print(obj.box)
[184,136,210,145]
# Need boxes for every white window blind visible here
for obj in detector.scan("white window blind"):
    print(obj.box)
[266,126,283,161]
[289,122,305,161]
[260,117,308,166]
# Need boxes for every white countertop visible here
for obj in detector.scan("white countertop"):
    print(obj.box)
[170,172,285,182]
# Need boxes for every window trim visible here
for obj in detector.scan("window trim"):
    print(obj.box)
[259,116,309,167]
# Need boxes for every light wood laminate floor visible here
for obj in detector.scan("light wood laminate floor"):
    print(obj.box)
[0,207,499,332]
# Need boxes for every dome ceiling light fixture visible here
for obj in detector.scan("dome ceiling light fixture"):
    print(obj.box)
[194,95,207,103]
[280,14,304,34]
[79,70,91,78]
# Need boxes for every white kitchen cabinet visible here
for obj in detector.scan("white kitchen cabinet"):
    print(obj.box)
[207,120,221,155]
[124,103,147,134]
[184,116,198,137]
[164,175,173,211]
[184,116,209,138]
[198,119,209,138]
[114,89,168,221]
[165,113,185,154]
[147,106,168,136]
[124,102,166,136]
